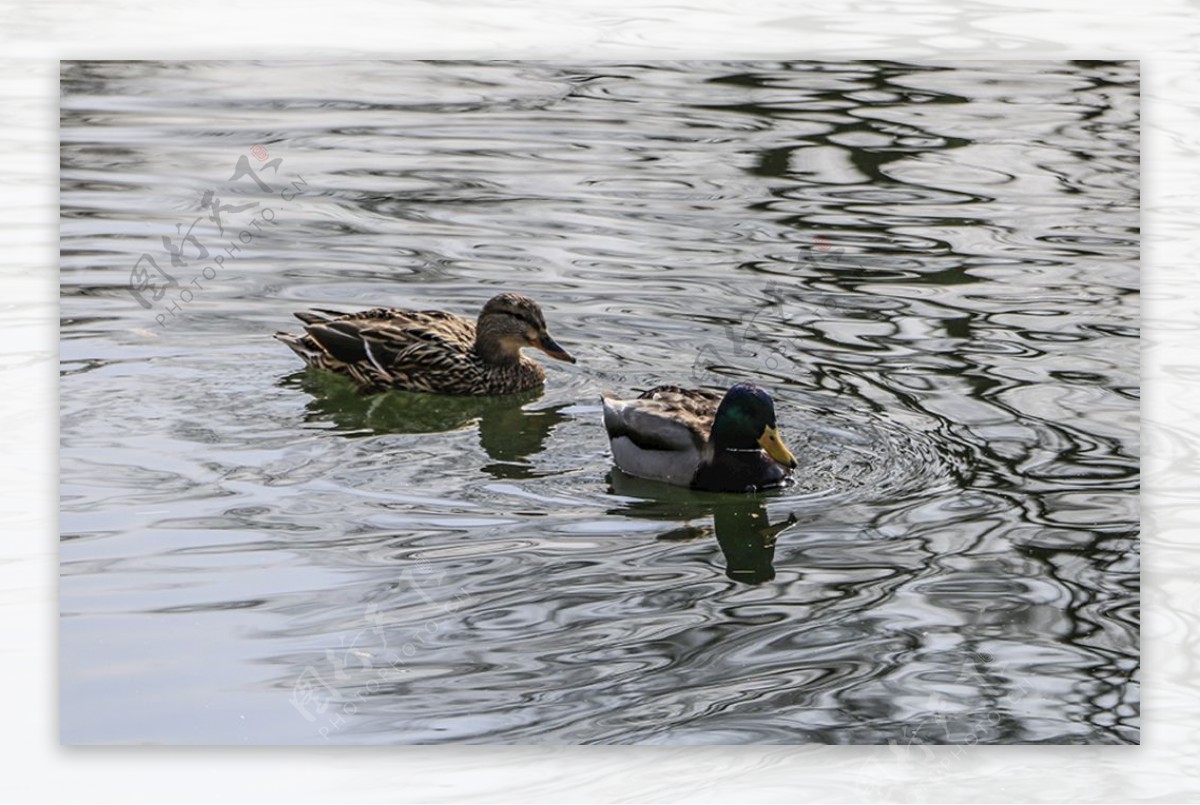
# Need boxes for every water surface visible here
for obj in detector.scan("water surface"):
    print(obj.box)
[60,60,1139,744]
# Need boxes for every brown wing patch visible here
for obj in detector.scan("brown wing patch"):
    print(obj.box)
[634,385,722,441]
[323,308,476,343]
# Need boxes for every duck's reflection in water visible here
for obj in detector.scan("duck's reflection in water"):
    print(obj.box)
[283,370,569,479]
[607,470,798,584]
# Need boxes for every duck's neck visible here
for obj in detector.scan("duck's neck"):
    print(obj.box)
[474,319,522,366]
[692,445,784,492]
[480,354,546,394]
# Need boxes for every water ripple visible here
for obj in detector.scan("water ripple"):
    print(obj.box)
[59,59,1138,746]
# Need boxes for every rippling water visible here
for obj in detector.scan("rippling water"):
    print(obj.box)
[59,60,1138,745]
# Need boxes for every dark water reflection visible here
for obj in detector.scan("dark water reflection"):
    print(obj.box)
[288,371,571,479]
[609,472,795,585]
[60,60,1138,745]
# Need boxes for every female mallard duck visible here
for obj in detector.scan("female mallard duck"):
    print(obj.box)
[601,383,798,492]
[275,292,575,396]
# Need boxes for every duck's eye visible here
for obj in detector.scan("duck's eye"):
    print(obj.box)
[514,314,540,336]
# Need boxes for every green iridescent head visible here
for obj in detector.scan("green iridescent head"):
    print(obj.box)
[710,383,797,468]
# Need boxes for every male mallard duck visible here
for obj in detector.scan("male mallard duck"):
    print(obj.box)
[601,383,798,492]
[275,292,575,396]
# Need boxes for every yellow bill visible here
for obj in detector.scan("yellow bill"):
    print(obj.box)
[758,425,797,469]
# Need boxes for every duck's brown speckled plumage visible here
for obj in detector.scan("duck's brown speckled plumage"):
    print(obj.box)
[275,293,574,396]
[627,385,724,442]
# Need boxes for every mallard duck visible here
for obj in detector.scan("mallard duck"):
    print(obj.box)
[601,383,798,492]
[275,292,575,396]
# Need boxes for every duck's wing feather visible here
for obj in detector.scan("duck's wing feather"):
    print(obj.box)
[600,385,723,486]
[632,385,721,443]
[294,308,480,387]
[600,385,720,451]
[298,307,475,341]
[293,308,352,325]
